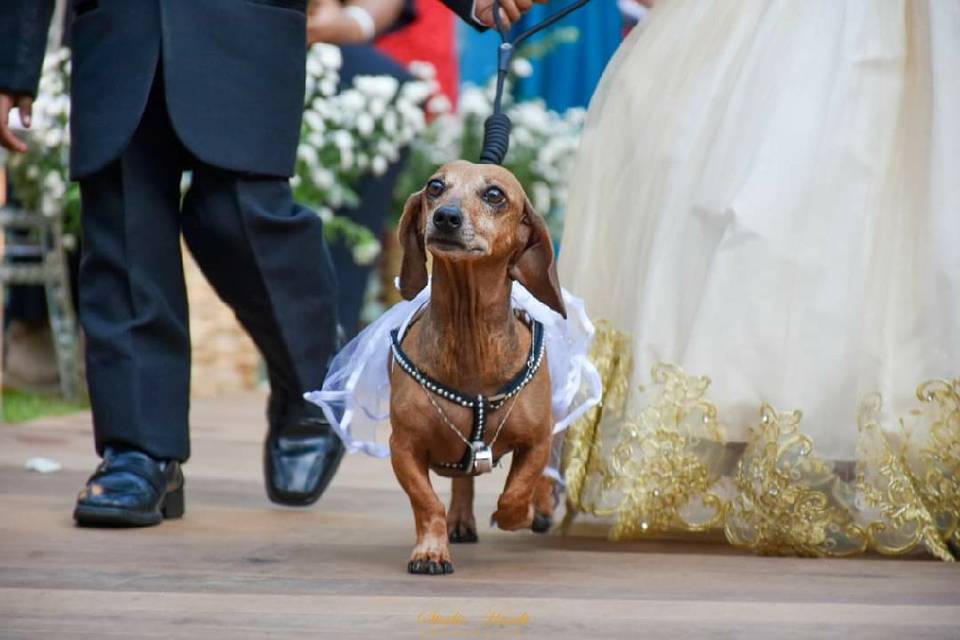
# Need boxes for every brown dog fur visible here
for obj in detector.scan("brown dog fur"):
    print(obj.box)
[389,161,565,575]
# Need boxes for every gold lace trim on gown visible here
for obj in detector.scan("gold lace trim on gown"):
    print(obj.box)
[560,322,959,561]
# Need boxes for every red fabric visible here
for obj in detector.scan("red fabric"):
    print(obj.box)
[376,0,459,107]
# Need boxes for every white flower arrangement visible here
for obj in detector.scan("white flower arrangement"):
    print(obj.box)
[7,44,434,267]
[6,47,80,244]
[294,44,433,265]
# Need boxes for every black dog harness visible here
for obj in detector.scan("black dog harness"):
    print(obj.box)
[390,313,546,474]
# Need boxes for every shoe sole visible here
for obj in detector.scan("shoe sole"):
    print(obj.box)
[73,505,164,527]
[74,486,185,527]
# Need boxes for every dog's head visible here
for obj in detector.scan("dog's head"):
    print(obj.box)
[397,160,566,318]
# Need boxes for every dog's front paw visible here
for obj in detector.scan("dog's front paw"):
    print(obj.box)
[408,557,455,575]
[407,539,454,575]
[531,476,556,533]
[491,502,534,531]
[531,510,552,533]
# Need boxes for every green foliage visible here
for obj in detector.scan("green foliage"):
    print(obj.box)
[2,388,88,424]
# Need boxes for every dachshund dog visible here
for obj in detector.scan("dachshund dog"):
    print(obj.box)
[389,160,566,575]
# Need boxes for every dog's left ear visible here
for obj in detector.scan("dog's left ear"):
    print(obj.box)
[509,198,567,319]
[397,190,428,300]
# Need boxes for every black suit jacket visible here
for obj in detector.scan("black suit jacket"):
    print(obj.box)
[0,0,480,180]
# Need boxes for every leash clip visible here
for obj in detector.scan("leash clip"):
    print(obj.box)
[472,442,494,474]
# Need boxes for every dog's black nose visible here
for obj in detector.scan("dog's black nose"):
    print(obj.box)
[433,206,462,232]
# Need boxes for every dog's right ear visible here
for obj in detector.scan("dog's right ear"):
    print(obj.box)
[397,189,428,300]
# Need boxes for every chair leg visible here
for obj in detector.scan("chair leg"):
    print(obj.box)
[44,265,82,402]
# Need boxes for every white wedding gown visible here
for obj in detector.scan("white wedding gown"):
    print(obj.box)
[558,0,959,560]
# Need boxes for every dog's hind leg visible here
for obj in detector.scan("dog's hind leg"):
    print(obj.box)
[447,476,478,543]
[389,437,454,575]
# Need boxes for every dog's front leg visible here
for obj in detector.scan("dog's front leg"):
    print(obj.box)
[492,440,551,531]
[447,476,478,543]
[389,437,454,575]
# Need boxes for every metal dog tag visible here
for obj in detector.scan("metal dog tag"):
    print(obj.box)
[472,443,493,474]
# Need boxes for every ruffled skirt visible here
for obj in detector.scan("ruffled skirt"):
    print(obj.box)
[558,0,960,559]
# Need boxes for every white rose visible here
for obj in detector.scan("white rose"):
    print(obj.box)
[43,171,65,197]
[513,128,533,147]
[311,166,335,189]
[375,139,398,161]
[339,89,366,112]
[458,86,489,116]
[42,197,59,217]
[400,81,432,104]
[306,54,323,78]
[298,144,319,167]
[318,44,343,71]
[511,58,534,78]
[319,78,338,98]
[407,60,436,81]
[339,147,354,171]
[368,98,387,119]
[356,112,375,136]
[43,129,62,148]
[427,94,452,115]
[354,76,399,101]
[57,95,71,118]
[382,111,398,136]
[303,110,325,132]
[307,131,325,148]
[328,187,343,208]
[351,238,382,265]
[398,103,425,130]
[371,154,388,176]
[332,130,353,150]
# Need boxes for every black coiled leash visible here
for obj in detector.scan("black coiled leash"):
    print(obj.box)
[478,0,594,165]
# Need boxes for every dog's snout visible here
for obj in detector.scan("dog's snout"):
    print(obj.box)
[432,206,462,233]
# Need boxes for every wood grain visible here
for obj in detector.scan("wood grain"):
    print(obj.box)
[1,394,958,639]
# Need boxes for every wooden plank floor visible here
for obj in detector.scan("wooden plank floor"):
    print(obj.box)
[2,393,958,639]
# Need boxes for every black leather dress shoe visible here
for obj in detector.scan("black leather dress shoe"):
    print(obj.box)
[73,447,184,527]
[264,395,345,506]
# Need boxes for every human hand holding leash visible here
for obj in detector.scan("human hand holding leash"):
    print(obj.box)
[473,0,548,29]
[0,92,32,153]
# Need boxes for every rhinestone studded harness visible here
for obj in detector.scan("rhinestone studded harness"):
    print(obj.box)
[389,313,546,475]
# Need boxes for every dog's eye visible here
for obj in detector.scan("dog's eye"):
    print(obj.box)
[426,179,445,198]
[483,187,506,206]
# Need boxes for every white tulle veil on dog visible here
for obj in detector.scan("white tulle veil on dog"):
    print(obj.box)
[304,280,601,481]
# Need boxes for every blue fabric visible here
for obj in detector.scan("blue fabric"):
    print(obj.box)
[458,2,622,111]
[458,22,502,87]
